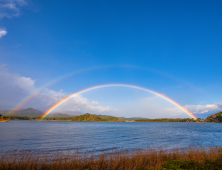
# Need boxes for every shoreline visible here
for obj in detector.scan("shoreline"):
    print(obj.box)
[3,119,218,123]
[0,120,10,122]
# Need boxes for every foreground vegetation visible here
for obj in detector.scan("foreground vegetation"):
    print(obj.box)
[1,147,222,169]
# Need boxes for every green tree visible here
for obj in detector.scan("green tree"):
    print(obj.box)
[0,113,2,118]
[197,118,202,122]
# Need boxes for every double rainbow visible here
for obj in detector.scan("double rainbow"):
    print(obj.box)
[7,65,199,116]
[41,84,197,120]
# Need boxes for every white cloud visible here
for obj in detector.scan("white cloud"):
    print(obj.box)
[0,64,36,106]
[185,103,222,115]
[47,95,113,114]
[25,89,115,115]
[0,64,115,115]
[0,0,27,18]
[0,28,7,37]
[0,64,36,93]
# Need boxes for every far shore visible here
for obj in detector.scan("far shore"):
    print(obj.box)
[2,119,218,123]
[40,119,72,121]
[2,113,219,123]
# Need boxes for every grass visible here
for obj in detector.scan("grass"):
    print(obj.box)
[1,147,222,169]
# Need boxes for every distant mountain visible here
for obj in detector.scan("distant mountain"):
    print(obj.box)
[0,108,43,117]
[13,108,43,117]
[0,108,83,117]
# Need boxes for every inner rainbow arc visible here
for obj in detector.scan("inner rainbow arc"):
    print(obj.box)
[41,84,197,120]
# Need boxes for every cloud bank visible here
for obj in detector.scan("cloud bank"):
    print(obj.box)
[0,64,115,115]
[27,88,114,114]
[185,103,222,115]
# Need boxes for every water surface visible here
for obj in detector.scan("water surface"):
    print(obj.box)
[1,121,222,154]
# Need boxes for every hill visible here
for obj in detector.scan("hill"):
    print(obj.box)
[14,108,43,117]
[205,111,222,122]
[97,115,124,122]
[71,113,124,122]
[0,108,43,117]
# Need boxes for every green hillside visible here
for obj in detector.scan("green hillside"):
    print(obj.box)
[98,115,124,122]
[205,111,222,122]
[71,113,105,121]
[71,113,124,122]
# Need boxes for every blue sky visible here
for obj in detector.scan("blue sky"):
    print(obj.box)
[0,0,222,118]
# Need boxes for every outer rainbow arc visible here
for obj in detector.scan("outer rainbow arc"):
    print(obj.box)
[41,84,197,120]
[7,65,199,116]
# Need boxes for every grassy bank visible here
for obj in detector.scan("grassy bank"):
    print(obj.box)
[1,147,222,169]
[0,118,10,122]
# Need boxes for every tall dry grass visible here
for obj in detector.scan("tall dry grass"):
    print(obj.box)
[1,147,222,170]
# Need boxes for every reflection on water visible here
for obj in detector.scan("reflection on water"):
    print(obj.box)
[1,121,222,154]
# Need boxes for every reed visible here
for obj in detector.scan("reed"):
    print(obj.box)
[1,147,222,169]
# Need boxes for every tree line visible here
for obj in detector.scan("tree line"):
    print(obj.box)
[1,112,222,122]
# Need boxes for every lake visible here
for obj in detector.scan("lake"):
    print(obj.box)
[1,121,222,155]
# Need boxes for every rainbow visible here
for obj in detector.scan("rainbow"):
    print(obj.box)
[41,84,197,120]
[7,65,185,115]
